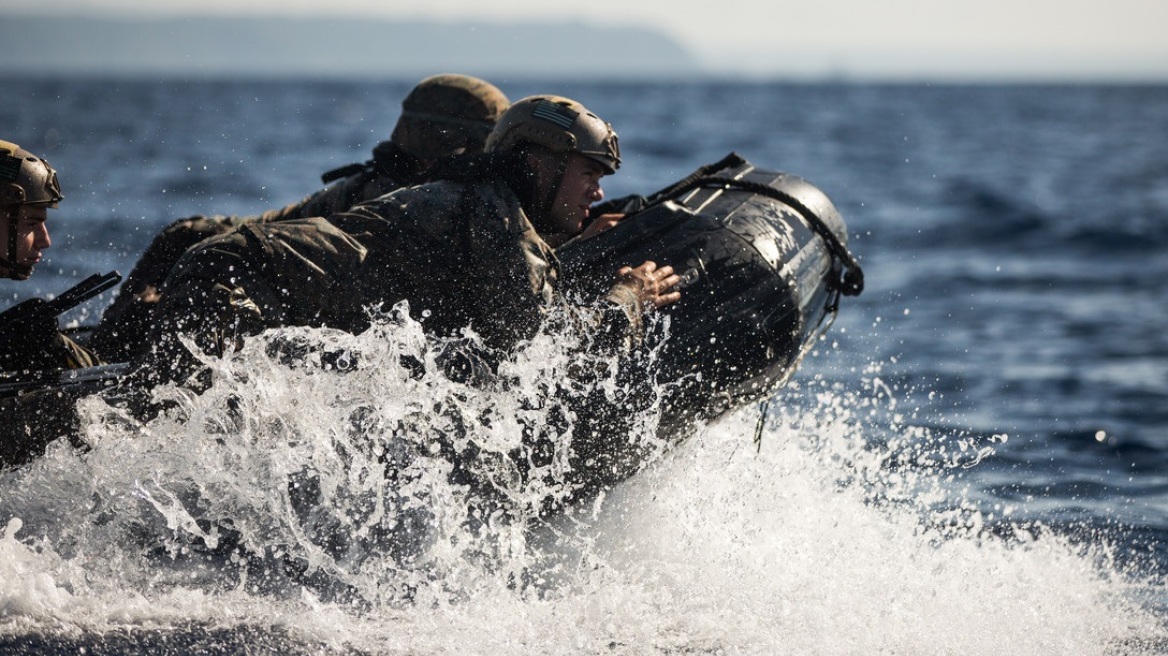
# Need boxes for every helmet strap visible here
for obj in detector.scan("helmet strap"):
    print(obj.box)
[1,206,31,280]
[530,151,569,231]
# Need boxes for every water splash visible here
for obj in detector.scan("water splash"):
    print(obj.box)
[1,316,1165,654]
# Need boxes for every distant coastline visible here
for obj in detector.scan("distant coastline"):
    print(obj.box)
[3,13,1167,83]
[0,14,700,79]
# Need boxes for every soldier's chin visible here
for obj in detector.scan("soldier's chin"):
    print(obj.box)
[8,262,35,281]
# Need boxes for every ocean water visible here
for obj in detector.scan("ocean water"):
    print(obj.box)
[2,77,1167,654]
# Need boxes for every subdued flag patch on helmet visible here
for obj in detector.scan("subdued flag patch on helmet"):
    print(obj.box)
[531,100,578,130]
[0,155,21,182]
[485,95,620,173]
[0,142,62,209]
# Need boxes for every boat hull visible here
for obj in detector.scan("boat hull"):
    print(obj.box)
[558,153,854,439]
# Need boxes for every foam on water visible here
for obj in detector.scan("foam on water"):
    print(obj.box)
[1,313,1165,655]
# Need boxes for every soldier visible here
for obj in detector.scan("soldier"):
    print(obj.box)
[89,73,511,362]
[136,95,681,389]
[0,140,102,372]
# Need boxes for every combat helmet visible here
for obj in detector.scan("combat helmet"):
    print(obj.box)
[1,140,62,279]
[390,74,511,164]
[1,141,62,211]
[484,95,620,174]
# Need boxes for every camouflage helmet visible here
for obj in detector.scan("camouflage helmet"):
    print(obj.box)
[484,95,621,174]
[390,74,510,164]
[0,140,62,211]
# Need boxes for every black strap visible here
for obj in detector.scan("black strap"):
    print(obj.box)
[642,152,747,207]
[2,207,28,279]
[320,142,428,187]
[651,175,864,297]
[319,162,368,185]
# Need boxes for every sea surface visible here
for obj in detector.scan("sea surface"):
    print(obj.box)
[2,77,1167,654]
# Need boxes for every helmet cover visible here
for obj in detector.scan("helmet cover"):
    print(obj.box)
[484,95,620,174]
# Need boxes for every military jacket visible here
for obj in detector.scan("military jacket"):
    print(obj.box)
[131,170,654,507]
[92,142,423,362]
[143,174,641,384]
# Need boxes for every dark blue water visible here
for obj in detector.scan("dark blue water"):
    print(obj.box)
[2,77,1167,654]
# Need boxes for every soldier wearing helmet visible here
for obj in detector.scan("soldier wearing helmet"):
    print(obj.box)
[0,141,102,372]
[480,95,622,244]
[391,73,511,165]
[0,140,61,281]
[90,73,511,362]
[126,95,682,509]
[136,94,680,392]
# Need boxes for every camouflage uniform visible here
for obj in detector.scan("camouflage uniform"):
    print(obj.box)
[88,142,425,362]
[1,140,104,469]
[1,140,105,372]
[0,330,100,469]
[128,95,662,508]
[91,74,510,362]
[140,153,642,387]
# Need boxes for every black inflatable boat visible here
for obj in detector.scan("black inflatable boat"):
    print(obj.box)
[558,152,863,438]
[1,153,861,470]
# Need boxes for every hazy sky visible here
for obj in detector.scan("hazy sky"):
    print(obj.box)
[10,0,1168,78]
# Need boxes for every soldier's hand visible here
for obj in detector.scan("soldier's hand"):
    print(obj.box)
[616,261,681,312]
[0,299,61,370]
[0,298,59,345]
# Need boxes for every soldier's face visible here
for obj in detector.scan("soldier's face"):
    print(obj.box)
[547,153,606,236]
[1,205,52,279]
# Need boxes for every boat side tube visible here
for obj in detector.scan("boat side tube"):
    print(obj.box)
[558,153,862,437]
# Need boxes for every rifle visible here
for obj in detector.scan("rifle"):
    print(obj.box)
[0,362,133,400]
[0,271,122,333]
[0,272,123,395]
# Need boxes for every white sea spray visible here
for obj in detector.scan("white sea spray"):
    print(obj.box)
[0,314,1164,655]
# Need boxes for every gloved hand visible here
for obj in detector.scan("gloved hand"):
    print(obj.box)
[0,298,64,371]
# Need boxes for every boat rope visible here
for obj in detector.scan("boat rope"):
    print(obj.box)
[641,152,748,205]
[754,398,770,452]
[654,175,864,297]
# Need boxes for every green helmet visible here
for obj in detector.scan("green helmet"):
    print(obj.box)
[484,95,621,174]
[0,140,62,210]
[390,74,511,164]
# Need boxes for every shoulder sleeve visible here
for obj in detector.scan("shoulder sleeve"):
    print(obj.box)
[455,182,558,352]
[258,171,404,223]
[462,181,645,357]
[59,333,105,369]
